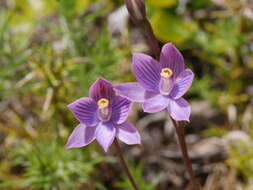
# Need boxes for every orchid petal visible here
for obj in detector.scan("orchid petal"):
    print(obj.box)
[142,94,169,113]
[117,122,141,145]
[95,122,116,152]
[111,96,132,125]
[68,98,98,126]
[170,69,194,99]
[132,53,160,91]
[114,82,157,102]
[65,124,96,149]
[167,98,191,122]
[89,77,115,102]
[160,43,184,78]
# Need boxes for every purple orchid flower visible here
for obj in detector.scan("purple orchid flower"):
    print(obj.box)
[66,77,140,152]
[114,43,194,121]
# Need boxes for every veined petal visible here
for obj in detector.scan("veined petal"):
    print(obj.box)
[142,94,169,113]
[89,77,115,102]
[170,69,194,99]
[65,124,96,149]
[160,43,184,78]
[111,96,132,125]
[95,122,116,152]
[132,53,160,91]
[68,98,99,126]
[117,122,141,145]
[167,98,191,122]
[114,82,157,102]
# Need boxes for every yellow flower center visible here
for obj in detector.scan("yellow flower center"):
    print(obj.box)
[160,68,173,79]
[97,98,109,109]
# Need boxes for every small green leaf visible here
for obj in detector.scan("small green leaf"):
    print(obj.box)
[151,10,198,44]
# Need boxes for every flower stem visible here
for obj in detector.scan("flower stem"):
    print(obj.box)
[141,19,160,60]
[113,139,139,190]
[125,0,201,189]
[172,119,201,190]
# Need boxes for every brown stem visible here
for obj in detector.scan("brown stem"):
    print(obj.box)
[172,119,201,190]
[124,0,200,189]
[113,139,139,190]
[140,11,201,190]
[141,19,160,60]
[124,0,160,59]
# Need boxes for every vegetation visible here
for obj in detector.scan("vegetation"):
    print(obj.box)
[0,0,253,189]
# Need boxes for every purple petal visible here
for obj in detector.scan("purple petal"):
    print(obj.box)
[167,98,191,122]
[142,94,169,113]
[114,82,157,102]
[65,124,96,149]
[170,69,194,99]
[68,98,99,126]
[117,122,141,145]
[132,53,160,91]
[111,96,132,125]
[89,77,115,102]
[95,122,116,152]
[160,43,184,78]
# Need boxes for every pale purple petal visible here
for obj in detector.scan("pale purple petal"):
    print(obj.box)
[117,122,141,145]
[160,43,184,78]
[111,96,132,125]
[65,124,96,149]
[170,69,194,99]
[167,98,191,122]
[95,122,116,152]
[114,82,157,102]
[68,98,99,126]
[142,94,169,113]
[132,53,160,91]
[89,77,115,102]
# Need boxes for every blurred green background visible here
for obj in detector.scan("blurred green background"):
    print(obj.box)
[0,0,253,189]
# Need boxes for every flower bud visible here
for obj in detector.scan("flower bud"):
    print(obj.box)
[125,0,146,23]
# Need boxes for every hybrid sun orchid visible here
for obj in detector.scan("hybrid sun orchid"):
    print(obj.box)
[66,78,141,152]
[114,43,194,122]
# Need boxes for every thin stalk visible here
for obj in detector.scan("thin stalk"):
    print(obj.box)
[113,139,139,190]
[140,13,201,190]
[141,19,160,60]
[141,20,201,188]
[172,119,201,190]
[125,0,201,188]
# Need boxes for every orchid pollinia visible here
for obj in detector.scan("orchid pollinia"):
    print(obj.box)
[66,43,193,152]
